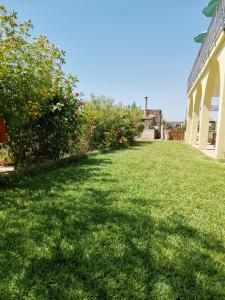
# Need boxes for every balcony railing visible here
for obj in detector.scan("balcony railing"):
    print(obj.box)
[188,0,225,92]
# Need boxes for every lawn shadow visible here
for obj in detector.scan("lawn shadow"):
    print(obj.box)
[101,141,153,154]
[0,152,225,299]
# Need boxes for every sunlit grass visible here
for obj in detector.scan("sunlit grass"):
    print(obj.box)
[0,141,225,299]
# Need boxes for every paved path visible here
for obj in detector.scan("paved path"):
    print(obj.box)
[193,144,217,159]
[0,166,15,174]
[138,129,155,141]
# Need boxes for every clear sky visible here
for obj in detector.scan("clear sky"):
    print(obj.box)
[3,0,210,121]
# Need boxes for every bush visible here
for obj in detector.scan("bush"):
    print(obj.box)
[0,6,81,167]
[81,96,144,151]
[23,92,81,161]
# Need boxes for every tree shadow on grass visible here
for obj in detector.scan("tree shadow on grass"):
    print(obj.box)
[0,156,225,299]
[0,156,113,203]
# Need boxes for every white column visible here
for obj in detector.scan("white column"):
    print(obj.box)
[190,87,201,145]
[198,73,211,150]
[198,98,211,149]
[190,112,199,145]
[215,57,225,159]
[185,96,193,143]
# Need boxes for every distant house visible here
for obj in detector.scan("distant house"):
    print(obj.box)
[140,97,163,140]
[142,97,162,129]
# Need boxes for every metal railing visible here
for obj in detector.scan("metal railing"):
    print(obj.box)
[188,0,225,92]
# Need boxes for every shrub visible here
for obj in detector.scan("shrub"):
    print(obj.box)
[81,96,144,150]
[0,6,81,167]
[24,91,81,161]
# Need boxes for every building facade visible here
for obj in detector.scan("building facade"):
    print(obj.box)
[186,0,225,159]
[141,97,162,140]
[142,97,162,128]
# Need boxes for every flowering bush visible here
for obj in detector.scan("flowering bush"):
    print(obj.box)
[0,6,80,167]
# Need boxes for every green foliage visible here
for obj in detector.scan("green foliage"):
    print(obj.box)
[0,6,143,168]
[24,92,81,161]
[81,95,144,150]
[0,6,80,167]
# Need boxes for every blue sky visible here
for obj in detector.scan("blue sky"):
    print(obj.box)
[3,0,210,120]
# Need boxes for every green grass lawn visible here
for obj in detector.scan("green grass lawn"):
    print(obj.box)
[1,141,225,299]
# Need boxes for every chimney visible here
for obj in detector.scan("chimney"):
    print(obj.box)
[144,97,148,117]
